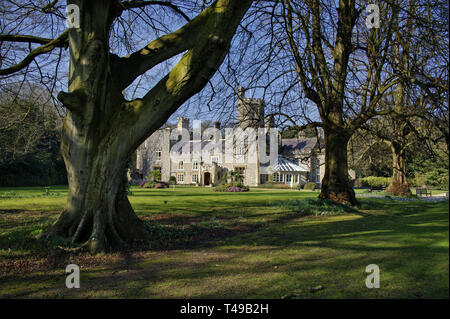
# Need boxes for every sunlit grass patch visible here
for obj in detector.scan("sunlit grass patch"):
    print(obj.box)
[0,186,448,298]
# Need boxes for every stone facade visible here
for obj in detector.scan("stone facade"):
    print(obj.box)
[135,87,327,187]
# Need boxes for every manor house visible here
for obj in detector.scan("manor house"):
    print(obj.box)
[134,87,326,187]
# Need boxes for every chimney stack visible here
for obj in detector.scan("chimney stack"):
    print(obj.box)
[177,117,189,131]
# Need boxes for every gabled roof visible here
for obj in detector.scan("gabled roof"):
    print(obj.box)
[264,156,309,173]
[281,137,322,154]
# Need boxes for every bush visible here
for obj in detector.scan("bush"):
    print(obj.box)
[413,171,449,189]
[212,185,249,192]
[146,169,161,182]
[154,182,169,189]
[303,182,318,190]
[143,181,156,188]
[361,176,390,188]
[169,176,177,185]
[385,181,411,196]
[213,185,227,192]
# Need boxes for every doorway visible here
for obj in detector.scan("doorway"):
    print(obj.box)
[204,172,211,185]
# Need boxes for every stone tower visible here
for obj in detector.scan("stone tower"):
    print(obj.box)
[236,86,265,129]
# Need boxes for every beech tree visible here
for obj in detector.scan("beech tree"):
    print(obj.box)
[0,0,252,253]
[276,0,401,205]
[359,0,448,195]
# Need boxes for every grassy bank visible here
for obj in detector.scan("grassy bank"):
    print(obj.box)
[0,186,448,298]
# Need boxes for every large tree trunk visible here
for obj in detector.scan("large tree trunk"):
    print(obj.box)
[319,126,358,206]
[386,141,411,196]
[44,0,252,253]
[46,0,150,253]
[49,145,151,253]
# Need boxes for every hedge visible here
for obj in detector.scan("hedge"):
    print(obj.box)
[361,176,391,187]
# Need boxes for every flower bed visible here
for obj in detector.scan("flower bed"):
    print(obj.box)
[213,185,249,192]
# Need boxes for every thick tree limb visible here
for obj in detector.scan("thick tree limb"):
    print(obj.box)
[113,2,224,90]
[113,0,253,157]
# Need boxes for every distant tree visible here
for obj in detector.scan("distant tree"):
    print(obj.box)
[0,83,66,186]
[359,0,448,195]
[274,0,402,205]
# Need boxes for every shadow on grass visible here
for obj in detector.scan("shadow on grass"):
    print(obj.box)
[0,197,448,298]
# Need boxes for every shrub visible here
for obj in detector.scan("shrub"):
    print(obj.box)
[213,185,227,192]
[212,185,249,192]
[154,182,169,189]
[413,171,449,189]
[386,181,411,196]
[146,169,161,182]
[361,176,390,188]
[169,176,177,185]
[303,182,318,190]
[143,181,156,188]
[227,186,246,192]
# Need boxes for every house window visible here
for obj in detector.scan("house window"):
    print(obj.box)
[192,174,198,183]
[178,161,184,170]
[286,174,292,182]
[177,174,184,183]
[155,150,161,160]
[274,173,280,182]
[260,174,268,184]
[211,156,219,164]
[193,159,199,170]
[235,167,245,181]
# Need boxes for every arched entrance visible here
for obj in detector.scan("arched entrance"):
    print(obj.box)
[204,172,211,186]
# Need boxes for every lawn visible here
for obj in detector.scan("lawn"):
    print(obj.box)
[0,186,448,298]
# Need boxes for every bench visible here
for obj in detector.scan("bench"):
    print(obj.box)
[416,187,431,197]
[367,186,385,193]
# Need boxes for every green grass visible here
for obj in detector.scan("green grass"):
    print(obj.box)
[0,186,448,298]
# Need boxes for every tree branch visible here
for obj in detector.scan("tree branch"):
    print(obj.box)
[113,0,253,157]
[0,30,68,76]
[113,3,216,89]
[0,33,67,46]
[120,0,191,22]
